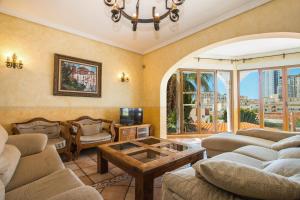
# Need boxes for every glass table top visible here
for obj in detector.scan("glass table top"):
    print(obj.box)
[109,142,140,151]
[128,149,167,163]
[157,143,189,152]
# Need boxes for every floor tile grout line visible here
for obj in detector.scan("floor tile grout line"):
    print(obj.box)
[74,159,96,185]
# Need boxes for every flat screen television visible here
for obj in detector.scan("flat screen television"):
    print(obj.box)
[120,108,143,125]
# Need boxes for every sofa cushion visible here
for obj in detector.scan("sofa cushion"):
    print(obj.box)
[263,159,300,177]
[80,123,102,136]
[6,145,64,192]
[7,134,47,157]
[80,132,111,144]
[271,135,300,150]
[16,121,61,139]
[5,169,83,200]
[48,186,103,200]
[0,145,21,186]
[162,167,241,200]
[196,160,300,200]
[48,137,66,149]
[234,145,279,161]
[279,148,300,159]
[193,152,264,170]
[202,133,275,157]
[0,125,8,155]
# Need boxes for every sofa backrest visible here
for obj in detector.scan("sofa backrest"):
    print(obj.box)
[237,128,300,142]
[13,120,61,139]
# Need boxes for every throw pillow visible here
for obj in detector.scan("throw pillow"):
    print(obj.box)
[196,160,300,200]
[279,148,300,159]
[271,135,300,150]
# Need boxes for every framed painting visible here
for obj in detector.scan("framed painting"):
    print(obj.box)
[53,54,102,97]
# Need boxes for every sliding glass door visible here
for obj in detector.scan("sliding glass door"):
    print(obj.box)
[262,69,284,130]
[287,67,300,131]
[177,69,232,135]
[239,65,300,132]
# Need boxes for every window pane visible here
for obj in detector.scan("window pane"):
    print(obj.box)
[262,69,283,130]
[200,72,215,133]
[183,105,198,132]
[287,67,300,131]
[183,72,197,92]
[239,70,260,129]
[216,71,231,132]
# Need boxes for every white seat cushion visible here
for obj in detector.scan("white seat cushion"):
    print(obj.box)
[5,169,83,200]
[234,145,279,161]
[48,137,66,150]
[80,132,111,144]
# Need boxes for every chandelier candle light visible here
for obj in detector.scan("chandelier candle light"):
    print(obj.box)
[104,0,185,31]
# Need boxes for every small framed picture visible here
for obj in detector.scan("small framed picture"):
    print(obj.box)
[53,54,102,97]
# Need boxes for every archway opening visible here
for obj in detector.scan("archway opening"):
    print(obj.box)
[161,32,300,139]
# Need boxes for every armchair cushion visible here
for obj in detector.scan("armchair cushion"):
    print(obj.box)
[48,137,66,150]
[0,125,8,155]
[80,123,102,136]
[196,160,300,200]
[7,134,47,157]
[0,145,21,186]
[48,186,103,200]
[271,135,300,150]
[15,121,61,139]
[80,132,111,144]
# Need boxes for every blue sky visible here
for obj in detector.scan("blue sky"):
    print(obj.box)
[240,71,259,99]
[240,68,300,99]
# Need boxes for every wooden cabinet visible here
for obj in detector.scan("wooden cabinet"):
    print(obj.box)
[114,124,152,141]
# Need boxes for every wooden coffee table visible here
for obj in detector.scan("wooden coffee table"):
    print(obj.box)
[97,137,205,200]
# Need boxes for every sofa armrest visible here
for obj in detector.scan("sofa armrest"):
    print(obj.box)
[48,186,103,200]
[236,128,299,142]
[7,134,48,157]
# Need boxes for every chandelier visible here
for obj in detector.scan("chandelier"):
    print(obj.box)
[104,0,185,31]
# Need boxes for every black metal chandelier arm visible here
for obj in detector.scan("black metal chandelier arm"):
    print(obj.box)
[104,0,115,6]
[172,0,185,6]
[120,10,170,23]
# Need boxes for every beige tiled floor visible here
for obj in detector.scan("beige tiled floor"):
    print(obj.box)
[64,138,202,200]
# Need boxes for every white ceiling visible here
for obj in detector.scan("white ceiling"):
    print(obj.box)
[200,38,300,59]
[0,0,270,54]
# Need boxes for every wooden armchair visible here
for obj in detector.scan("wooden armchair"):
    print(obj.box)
[12,117,72,160]
[68,116,115,157]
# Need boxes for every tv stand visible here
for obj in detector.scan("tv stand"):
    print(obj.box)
[114,124,152,141]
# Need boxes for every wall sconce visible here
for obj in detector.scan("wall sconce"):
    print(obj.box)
[6,53,23,69]
[120,72,129,82]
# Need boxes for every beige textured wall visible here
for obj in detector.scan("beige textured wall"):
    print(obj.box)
[143,0,300,137]
[0,13,143,132]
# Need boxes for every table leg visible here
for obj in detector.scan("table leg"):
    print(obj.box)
[97,149,108,174]
[135,175,154,200]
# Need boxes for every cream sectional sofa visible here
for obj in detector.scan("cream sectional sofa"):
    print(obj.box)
[202,128,299,157]
[0,125,103,200]
[162,134,300,200]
